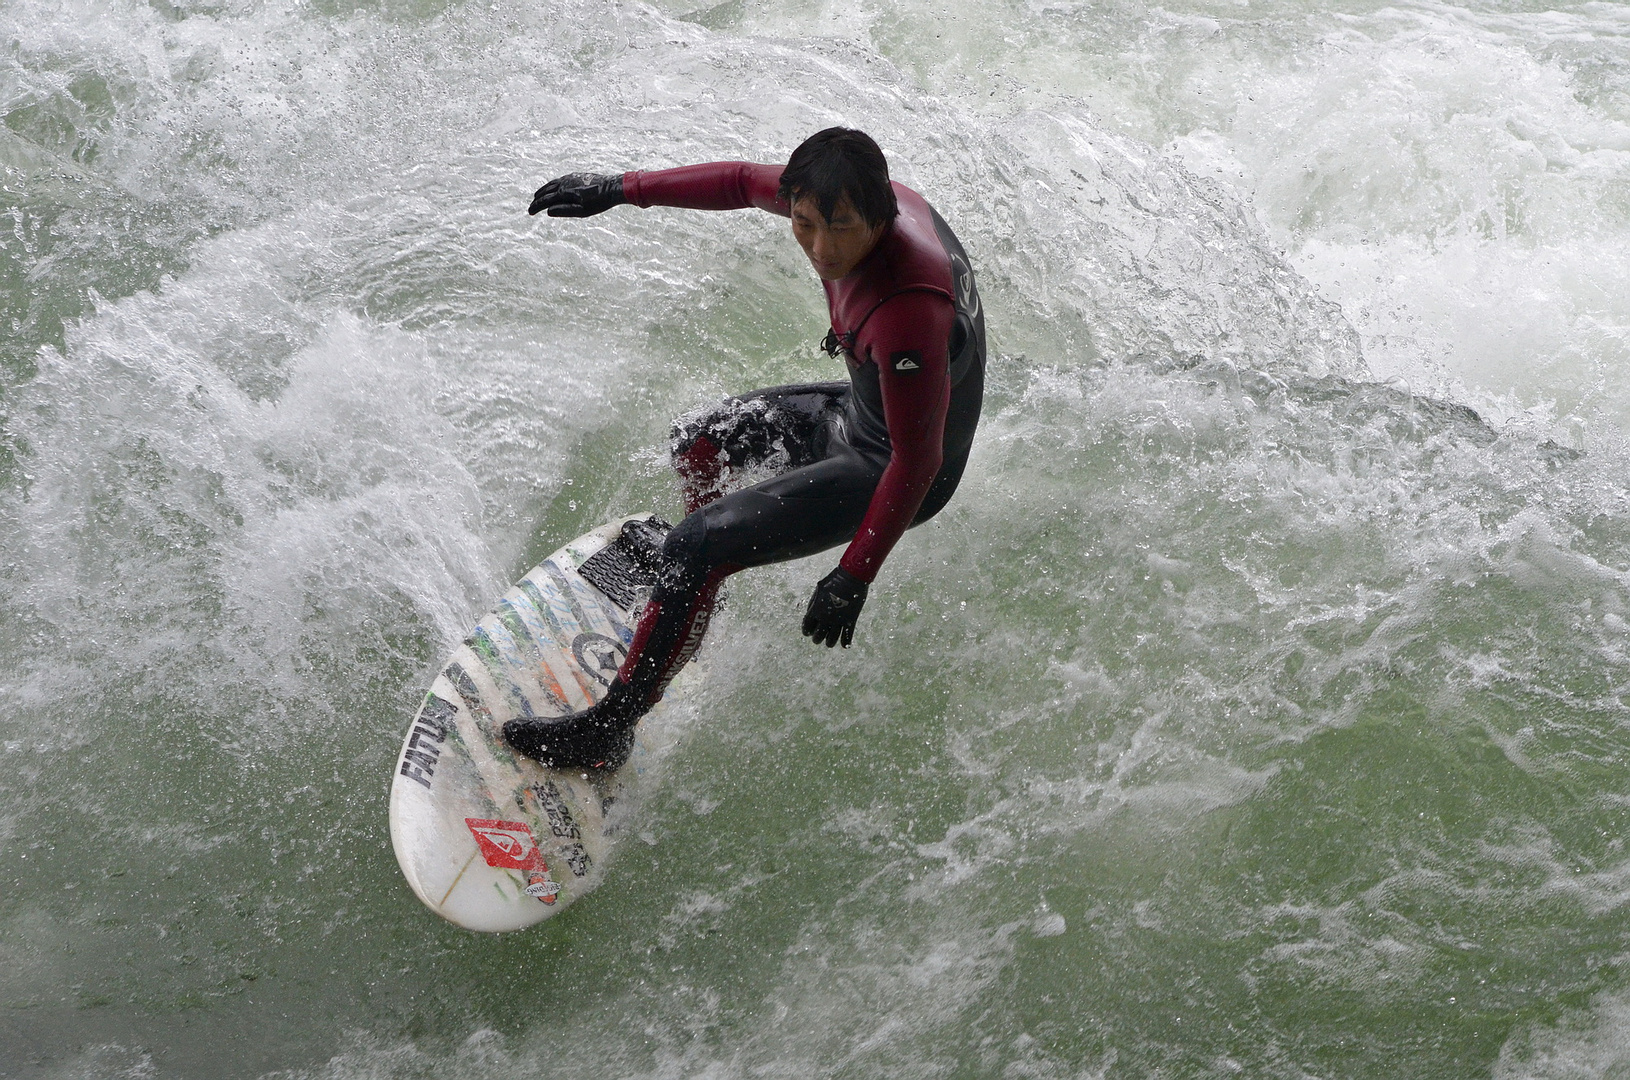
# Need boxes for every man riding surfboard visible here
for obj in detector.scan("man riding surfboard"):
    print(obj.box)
[507,128,986,771]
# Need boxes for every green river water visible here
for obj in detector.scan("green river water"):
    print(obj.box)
[3,0,1630,1075]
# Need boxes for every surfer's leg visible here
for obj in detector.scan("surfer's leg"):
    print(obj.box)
[606,530,739,714]
[502,446,883,771]
[504,401,880,772]
[503,542,738,771]
[671,445,884,567]
[598,422,881,691]
[670,383,848,513]
[593,452,882,712]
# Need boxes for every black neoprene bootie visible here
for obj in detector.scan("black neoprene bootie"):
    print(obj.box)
[503,678,644,771]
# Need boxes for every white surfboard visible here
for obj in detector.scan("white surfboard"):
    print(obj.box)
[388,513,676,932]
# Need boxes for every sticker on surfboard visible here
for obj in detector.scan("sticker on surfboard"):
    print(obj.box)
[465,819,560,904]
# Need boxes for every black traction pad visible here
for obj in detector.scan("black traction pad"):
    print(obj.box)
[576,517,672,609]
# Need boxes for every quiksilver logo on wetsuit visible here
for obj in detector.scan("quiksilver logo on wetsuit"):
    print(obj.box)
[891,350,922,373]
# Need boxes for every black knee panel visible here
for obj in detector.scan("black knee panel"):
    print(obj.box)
[659,513,713,593]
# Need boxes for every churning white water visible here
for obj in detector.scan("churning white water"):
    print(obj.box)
[3,0,1630,1076]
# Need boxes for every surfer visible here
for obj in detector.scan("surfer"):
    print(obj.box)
[506,128,985,770]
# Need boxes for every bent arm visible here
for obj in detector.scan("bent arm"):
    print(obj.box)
[622,162,789,216]
[838,291,955,583]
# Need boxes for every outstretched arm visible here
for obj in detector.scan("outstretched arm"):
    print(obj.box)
[529,163,788,218]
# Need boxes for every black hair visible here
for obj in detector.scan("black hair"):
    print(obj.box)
[777,127,899,227]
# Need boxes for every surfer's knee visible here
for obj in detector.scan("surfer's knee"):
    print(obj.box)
[662,505,758,589]
[660,513,713,586]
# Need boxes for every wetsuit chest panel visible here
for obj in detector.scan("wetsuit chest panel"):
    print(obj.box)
[841,354,887,457]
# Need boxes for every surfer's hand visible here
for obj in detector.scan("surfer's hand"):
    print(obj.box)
[802,566,868,648]
[528,173,626,217]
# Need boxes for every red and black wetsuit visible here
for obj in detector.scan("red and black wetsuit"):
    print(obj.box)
[628,162,985,565]
[609,162,986,703]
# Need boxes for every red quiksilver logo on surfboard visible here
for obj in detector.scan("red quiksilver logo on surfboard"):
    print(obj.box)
[465,818,560,904]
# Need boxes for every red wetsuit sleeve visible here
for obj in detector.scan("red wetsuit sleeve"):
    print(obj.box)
[622,162,789,216]
[838,290,955,583]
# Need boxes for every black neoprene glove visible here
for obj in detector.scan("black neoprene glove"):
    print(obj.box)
[528,173,627,217]
[802,566,869,648]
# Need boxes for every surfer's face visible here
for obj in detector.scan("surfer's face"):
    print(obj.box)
[791,194,886,280]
